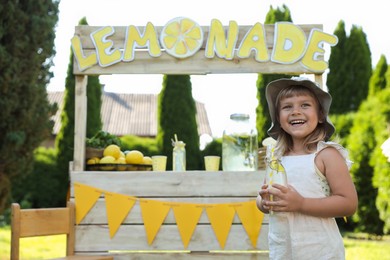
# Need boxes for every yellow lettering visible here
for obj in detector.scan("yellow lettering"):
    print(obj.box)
[272,22,306,64]
[301,29,338,72]
[237,22,269,61]
[205,19,238,60]
[123,22,161,61]
[71,36,97,71]
[91,26,122,67]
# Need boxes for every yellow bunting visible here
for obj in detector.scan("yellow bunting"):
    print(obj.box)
[73,183,266,247]
[234,201,264,248]
[74,182,102,224]
[172,203,204,249]
[205,203,236,249]
[105,192,137,238]
[139,199,171,245]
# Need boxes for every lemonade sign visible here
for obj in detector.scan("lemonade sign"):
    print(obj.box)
[71,18,338,73]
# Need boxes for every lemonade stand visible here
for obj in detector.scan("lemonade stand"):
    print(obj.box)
[68,18,337,258]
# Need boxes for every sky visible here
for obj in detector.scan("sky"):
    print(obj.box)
[47,0,389,138]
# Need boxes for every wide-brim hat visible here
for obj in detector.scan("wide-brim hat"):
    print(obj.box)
[265,77,335,140]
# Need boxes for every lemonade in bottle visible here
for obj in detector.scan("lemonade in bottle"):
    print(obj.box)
[265,145,287,214]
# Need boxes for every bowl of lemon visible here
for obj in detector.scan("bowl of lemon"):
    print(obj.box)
[86,144,153,171]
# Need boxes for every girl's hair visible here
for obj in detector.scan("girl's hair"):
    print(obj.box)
[274,85,328,157]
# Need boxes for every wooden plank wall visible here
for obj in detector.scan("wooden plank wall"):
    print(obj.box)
[69,171,269,259]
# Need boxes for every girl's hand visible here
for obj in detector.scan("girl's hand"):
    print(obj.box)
[265,184,304,213]
[256,184,270,213]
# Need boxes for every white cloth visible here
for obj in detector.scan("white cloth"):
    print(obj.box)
[268,142,349,260]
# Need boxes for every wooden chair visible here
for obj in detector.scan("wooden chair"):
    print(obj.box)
[11,201,75,259]
[10,201,112,260]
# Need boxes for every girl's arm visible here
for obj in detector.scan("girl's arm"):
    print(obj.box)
[265,147,358,218]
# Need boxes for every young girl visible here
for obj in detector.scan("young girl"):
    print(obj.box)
[256,77,358,260]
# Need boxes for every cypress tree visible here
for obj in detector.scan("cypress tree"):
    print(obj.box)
[371,69,390,234]
[346,58,390,234]
[55,18,102,205]
[256,5,294,142]
[328,23,372,113]
[347,91,385,235]
[0,1,59,212]
[327,20,348,114]
[368,55,387,97]
[157,75,201,170]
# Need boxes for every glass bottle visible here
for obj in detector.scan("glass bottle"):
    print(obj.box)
[172,140,186,171]
[265,145,287,214]
[222,113,258,171]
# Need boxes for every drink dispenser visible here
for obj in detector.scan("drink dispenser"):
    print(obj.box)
[222,113,258,171]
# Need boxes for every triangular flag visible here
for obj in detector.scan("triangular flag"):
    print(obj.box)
[74,182,102,224]
[105,192,137,238]
[172,203,203,249]
[234,201,264,248]
[205,203,236,249]
[139,199,171,245]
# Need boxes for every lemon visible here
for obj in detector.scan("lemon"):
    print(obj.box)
[103,144,121,159]
[125,150,144,164]
[100,156,115,163]
[142,156,152,165]
[87,157,100,165]
[160,17,203,58]
[115,157,127,171]
[99,155,116,170]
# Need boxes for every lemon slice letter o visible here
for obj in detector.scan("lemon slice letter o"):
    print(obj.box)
[160,17,203,58]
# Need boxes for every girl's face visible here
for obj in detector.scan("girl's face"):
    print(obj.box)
[278,93,321,141]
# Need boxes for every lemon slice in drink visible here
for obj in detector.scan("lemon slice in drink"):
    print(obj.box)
[160,17,203,58]
[269,160,286,173]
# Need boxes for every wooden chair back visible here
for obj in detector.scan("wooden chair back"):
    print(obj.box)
[10,201,75,260]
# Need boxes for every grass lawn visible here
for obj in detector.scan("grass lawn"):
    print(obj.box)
[1,226,389,259]
[0,226,67,259]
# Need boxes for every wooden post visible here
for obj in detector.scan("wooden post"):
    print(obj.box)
[314,74,323,89]
[73,75,88,171]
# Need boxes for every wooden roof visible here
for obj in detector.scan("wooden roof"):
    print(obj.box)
[48,91,212,137]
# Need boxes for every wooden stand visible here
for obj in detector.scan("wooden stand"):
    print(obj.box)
[70,23,325,258]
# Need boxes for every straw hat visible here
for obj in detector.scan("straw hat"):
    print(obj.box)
[265,77,335,140]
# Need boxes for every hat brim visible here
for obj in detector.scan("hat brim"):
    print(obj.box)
[265,78,335,140]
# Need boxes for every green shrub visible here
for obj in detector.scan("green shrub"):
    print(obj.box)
[120,135,160,156]
[330,112,355,146]
[11,147,65,210]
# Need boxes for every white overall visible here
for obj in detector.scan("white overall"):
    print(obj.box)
[268,142,351,260]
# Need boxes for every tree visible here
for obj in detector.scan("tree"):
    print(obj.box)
[370,68,390,234]
[55,18,102,205]
[327,23,372,113]
[368,55,387,97]
[346,59,389,234]
[256,5,294,142]
[326,20,348,114]
[0,1,59,212]
[157,75,202,170]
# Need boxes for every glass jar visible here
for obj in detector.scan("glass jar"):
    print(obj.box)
[222,113,258,171]
[173,140,186,171]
